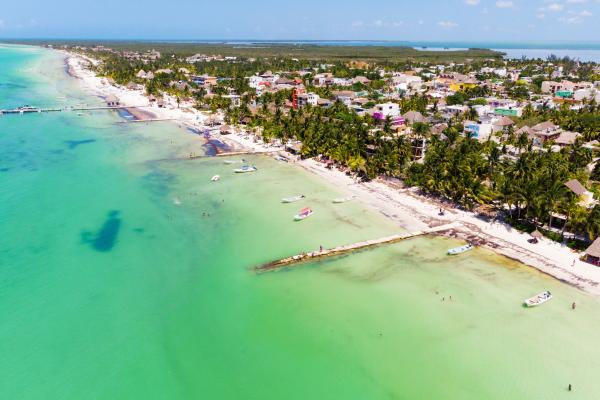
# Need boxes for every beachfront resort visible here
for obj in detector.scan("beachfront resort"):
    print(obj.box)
[49,42,600,283]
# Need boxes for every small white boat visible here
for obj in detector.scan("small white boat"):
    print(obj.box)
[524,291,552,307]
[294,207,314,221]
[274,154,288,162]
[211,175,220,182]
[233,165,257,173]
[447,243,474,255]
[282,195,305,203]
[333,196,355,204]
[223,160,242,164]
[172,197,182,206]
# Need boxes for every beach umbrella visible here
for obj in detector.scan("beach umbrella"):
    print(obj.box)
[531,230,543,239]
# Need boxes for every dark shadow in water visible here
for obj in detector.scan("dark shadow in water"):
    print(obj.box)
[141,169,177,197]
[64,139,97,149]
[0,82,25,89]
[203,139,231,156]
[0,168,9,173]
[81,210,122,252]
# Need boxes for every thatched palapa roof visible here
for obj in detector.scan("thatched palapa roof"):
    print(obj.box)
[564,179,587,196]
[585,238,600,258]
[530,230,543,239]
[494,116,515,127]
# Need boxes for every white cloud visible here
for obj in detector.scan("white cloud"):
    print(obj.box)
[495,1,514,8]
[438,21,459,28]
[567,0,588,3]
[352,19,404,29]
[559,16,583,23]
[464,0,480,5]
[558,9,594,23]
[547,3,564,11]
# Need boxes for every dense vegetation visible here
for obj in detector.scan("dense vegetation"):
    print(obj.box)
[19,40,503,62]
[230,100,600,244]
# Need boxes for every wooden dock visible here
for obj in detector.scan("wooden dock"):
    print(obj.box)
[215,149,279,157]
[116,118,176,124]
[0,105,149,115]
[255,223,458,273]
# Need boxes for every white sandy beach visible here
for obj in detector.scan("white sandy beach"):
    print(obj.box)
[65,51,600,296]
[65,52,207,128]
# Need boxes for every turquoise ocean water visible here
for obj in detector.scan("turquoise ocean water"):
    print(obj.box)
[2,45,600,399]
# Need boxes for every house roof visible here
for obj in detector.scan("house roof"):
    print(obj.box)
[516,126,534,136]
[555,131,580,146]
[532,121,558,132]
[403,111,425,124]
[332,90,356,98]
[494,116,515,127]
[585,237,600,258]
[564,179,587,196]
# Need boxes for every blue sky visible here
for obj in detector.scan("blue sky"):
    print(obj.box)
[0,0,599,42]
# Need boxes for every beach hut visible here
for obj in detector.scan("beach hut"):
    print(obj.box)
[105,95,120,107]
[531,230,543,239]
[584,238,600,266]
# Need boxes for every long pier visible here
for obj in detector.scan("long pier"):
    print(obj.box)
[116,118,176,124]
[0,105,148,115]
[255,223,458,273]
[215,149,279,157]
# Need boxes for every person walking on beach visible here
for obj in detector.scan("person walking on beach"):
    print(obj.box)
[572,302,576,310]
[568,384,572,391]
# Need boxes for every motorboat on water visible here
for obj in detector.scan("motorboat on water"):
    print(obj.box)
[294,207,314,221]
[524,291,552,307]
[211,175,220,182]
[282,195,305,203]
[332,196,355,204]
[274,154,289,162]
[172,197,182,206]
[233,165,257,173]
[447,243,474,255]
[223,160,242,164]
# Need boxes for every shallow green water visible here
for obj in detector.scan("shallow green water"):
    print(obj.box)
[1,45,600,399]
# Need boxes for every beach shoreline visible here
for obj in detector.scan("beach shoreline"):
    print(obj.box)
[64,50,600,297]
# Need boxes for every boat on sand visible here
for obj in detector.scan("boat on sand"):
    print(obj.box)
[447,243,474,255]
[294,207,314,221]
[524,291,552,307]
